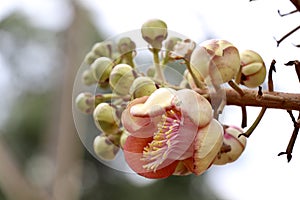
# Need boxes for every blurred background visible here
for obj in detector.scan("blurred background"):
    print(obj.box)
[0,0,299,200]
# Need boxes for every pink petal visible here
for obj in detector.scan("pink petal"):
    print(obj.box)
[175,89,212,128]
[121,96,158,138]
[123,135,178,179]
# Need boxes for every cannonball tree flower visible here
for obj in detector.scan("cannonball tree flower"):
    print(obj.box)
[213,125,247,165]
[121,88,223,178]
[190,39,240,86]
[235,50,266,88]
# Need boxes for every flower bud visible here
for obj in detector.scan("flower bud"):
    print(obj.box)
[93,103,120,135]
[169,39,196,60]
[75,92,95,114]
[141,19,168,49]
[91,57,114,83]
[93,135,119,161]
[213,126,247,165]
[82,68,97,85]
[236,50,266,88]
[129,76,157,99]
[146,67,155,77]
[109,64,135,95]
[117,37,136,54]
[191,39,240,85]
[92,41,113,58]
[164,37,182,51]
[84,51,99,65]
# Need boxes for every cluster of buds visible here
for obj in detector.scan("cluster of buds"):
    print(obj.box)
[189,39,266,89]
[74,19,266,179]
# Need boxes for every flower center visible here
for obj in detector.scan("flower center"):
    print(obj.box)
[141,109,182,172]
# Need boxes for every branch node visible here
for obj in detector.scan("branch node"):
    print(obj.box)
[278,151,292,162]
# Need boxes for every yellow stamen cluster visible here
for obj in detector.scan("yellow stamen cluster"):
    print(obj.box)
[141,110,181,172]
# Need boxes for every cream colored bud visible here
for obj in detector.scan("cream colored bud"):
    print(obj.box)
[109,64,135,95]
[236,50,266,88]
[129,76,157,99]
[169,39,196,60]
[75,92,95,114]
[93,135,119,161]
[84,51,99,65]
[117,37,136,54]
[164,37,182,51]
[92,41,113,58]
[82,68,97,85]
[141,19,168,49]
[93,103,120,135]
[213,126,247,165]
[191,39,240,85]
[91,57,113,83]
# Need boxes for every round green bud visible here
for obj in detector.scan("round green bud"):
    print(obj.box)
[84,51,99,65]
[129,76,157,99]
[75,92,95,114]
[117,37,136,54]
[93,103,120,135]
[93,135,119,161]
[82,68,97,85]
[146,66,155,77]
[141,19,168,49]
[91,57,113,83]
[92,41,113,58]
[109,64,135,95]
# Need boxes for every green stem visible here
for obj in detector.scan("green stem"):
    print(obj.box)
[95,93,130,105]
[228,80,245,96]
[239,107,267,138]
[152,48,166,83]
[122,52,135,68]
[161,50,170,68]
[185,61,205,89]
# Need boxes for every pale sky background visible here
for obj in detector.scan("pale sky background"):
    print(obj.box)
[1,0,300,199]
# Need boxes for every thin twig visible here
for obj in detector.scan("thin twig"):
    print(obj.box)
[268,59,276,92]
[277,9,298,17]
[274,25,300,47]
[239,60,276,138]
[241,106,247,128]
[278,112,300,162]
[284,60,300,83]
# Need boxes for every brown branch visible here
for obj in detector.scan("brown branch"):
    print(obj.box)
[274,25,300,47]
[197,88,300,111]
[241,106,247,128]
[224,89,300,111]
[277,9,298,17]
[278,111,300,162]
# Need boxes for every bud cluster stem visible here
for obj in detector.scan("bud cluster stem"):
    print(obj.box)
[152,48,166,83]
